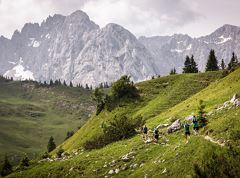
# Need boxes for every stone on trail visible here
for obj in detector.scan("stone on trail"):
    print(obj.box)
[230,94,240,103]
[156,123,169,129]
[108,170,114,175]
[162,168,167,174]
[115,168,120,174]
[167,119,181,133]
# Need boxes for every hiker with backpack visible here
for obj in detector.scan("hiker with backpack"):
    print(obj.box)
[183,122,190,144]
[192,115,199,135]
[142,125,148,141]
[198,114,207,128]
[153,128,159,143]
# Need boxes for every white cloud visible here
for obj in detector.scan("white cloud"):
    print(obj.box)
[82,0,200,37]
[0,0,240,38]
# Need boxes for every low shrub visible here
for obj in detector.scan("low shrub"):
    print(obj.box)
[84,116,144,150]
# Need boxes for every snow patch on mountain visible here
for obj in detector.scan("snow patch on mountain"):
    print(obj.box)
[216,35,232,44]
[28,38,41,47]
[171,49,183,53]
[8,61,16,65]
[4,64,35,80]
[45,34,51,39]
[186,44,192,50]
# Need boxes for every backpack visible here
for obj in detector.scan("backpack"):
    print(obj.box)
[184,124,190,132]
[143,126,148,134]
[154,129,159,136]
[192,117,197,123]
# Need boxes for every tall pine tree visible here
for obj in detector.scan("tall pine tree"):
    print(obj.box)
[183,55,191,73]
[227,52,238,70]
[47,136,56,153]
[69,81,73,87]
[170,67,177,75]
[190,55,198,73]
[205,49,219,71]
[221,59,226,70]
[183,55,198,73]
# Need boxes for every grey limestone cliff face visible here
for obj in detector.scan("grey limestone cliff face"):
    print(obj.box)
[1,9,240,86]
[0,10,158,86]
[139,24,240,74]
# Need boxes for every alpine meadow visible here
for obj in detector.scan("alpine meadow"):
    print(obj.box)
[0,1,240,178]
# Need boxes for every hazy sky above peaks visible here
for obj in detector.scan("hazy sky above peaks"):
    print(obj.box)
[0,0,240,38]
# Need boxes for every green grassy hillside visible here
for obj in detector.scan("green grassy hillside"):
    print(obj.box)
[6,68,240,178]
[0,79,95,163]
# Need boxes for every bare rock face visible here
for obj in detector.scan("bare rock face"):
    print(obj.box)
[0,10,157,87]
[1,9,240,86]
[230,94,240,103]
[167,119,181,133]
[139,24,240,74]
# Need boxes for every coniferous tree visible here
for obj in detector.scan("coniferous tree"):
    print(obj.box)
[49,79,54,86]
[170,67,177,75]
[19,154,29,167]
[85,84,89,90]
[0,154,12,177]
[206,49,219,71]
[47,136,56,153]
[65,131,74,140]
[183,55,198,73]
[63,80,67,86]
[227,52,238,70]
[190,55,198,73]
[69,81,73,87]
[183,55,191,73]
[221,59,226,70]
[54,80,59,85]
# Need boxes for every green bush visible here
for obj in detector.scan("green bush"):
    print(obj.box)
[41,152,49,159]
[111,75,139,99]
[84,116,144,150]
[19,154,30,168]
[56,148,64,158]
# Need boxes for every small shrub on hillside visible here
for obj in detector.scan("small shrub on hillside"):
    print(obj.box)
[19,154,30,168]
[41,152,49,159]
[65,131,74,140]
[56,147,64,158]
[0,155,12,177]
[84,116,145,150]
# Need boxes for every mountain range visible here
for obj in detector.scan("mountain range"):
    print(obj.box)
[1,10,240,86]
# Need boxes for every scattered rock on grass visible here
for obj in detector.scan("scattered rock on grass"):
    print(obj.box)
[167,119,181,133]
[108,170,114,175]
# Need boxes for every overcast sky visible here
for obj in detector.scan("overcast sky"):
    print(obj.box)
[0,0,240,38]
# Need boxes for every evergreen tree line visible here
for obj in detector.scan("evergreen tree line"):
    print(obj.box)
[0,75,13,82]
[0,154,30,177]
[169,50,239,75]
[0,75,94,90]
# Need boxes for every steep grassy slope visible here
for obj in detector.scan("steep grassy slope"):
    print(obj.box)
[7,69,240,178]
[0,80,95,163]
[60,71,223,152]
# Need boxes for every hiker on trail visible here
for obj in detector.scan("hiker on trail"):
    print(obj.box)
[198,114,207,128]
[192,115,199,135]
[183,122,190,144]
[153,128,159,143]
[142,125,148,141]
